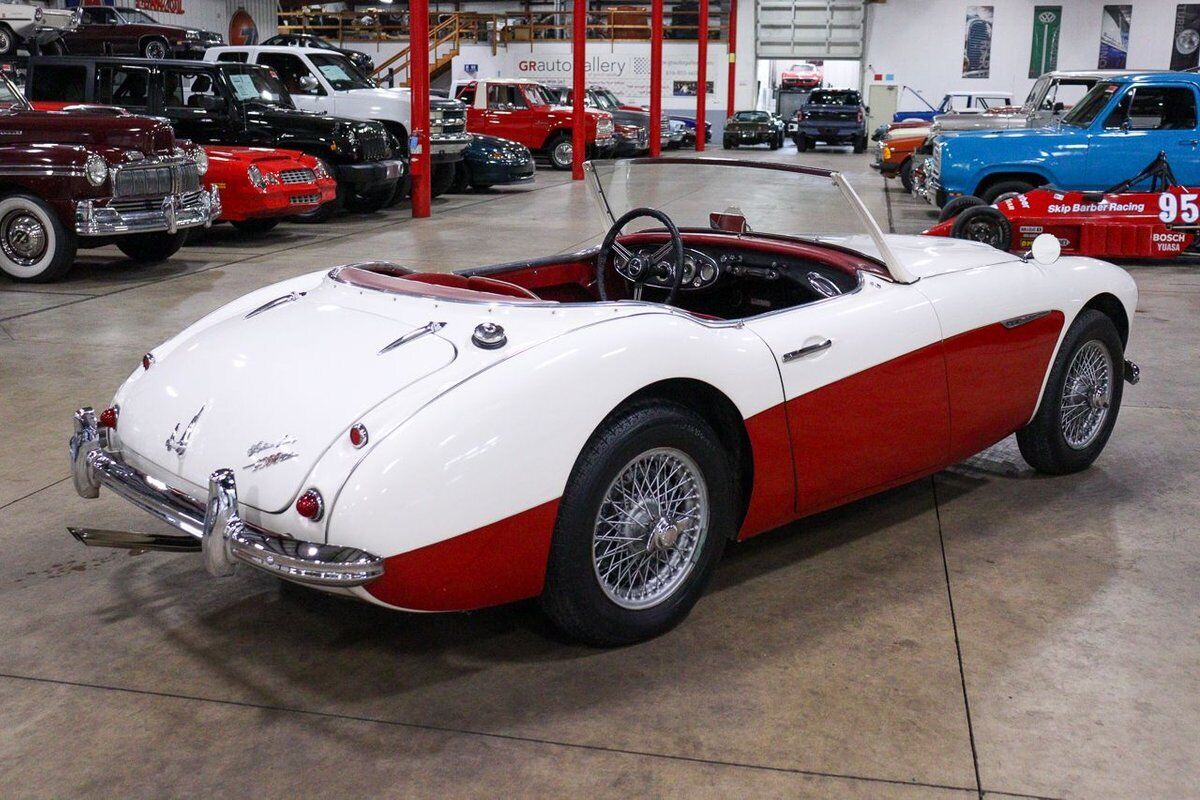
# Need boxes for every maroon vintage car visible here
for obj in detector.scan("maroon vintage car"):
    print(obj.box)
[0,71,219,282]
[59,5,222,60]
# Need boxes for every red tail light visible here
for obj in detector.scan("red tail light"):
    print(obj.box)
[857,110,864,123]
[296,489,324,521]
[99,406,119,429]
[349,423,368,448]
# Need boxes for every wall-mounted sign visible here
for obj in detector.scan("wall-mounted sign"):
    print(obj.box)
[136,0,183,14]
[962,6,994,79]
[464,63,478,75]
[229,7,258,45]
[1172,4,1200,70]
[1098,5,1132,69]
[1029,6,1062,78]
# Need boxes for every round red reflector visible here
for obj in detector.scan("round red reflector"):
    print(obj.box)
[349,423,368,448]
[98,406,119,429]
[295,489,324,521]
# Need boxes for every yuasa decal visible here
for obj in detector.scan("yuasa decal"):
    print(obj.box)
[1159,192,1200,223]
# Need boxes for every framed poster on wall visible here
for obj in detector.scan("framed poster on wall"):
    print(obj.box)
[1098,5,1132,69]
[1172,5,1200,70]
[1029,6,1062,78]
[962,6,993,79]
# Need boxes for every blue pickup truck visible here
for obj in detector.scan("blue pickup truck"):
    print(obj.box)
[927,72,1200,207]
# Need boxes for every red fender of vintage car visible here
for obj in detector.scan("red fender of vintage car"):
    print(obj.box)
[202,146,338,222]
[925,186,1200,260]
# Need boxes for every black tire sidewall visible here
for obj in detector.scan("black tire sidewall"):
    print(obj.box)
[1018,311,1125,474]
[982,180,1034,204]
[115,230,187,262]
[938,194,986,223]
[541,402,733,645]
[900,158,914,193]
[950,205,1012,250]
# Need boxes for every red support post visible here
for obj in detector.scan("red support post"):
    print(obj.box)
[649,0,663,157]
[695,0,708,152]
[410,0,431,217]
[726,0,737,119]
[571,0,586,180]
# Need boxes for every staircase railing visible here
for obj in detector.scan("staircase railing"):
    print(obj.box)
[372,13,470,86]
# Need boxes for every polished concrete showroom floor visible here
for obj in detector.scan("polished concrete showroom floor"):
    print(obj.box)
[1,148,1196,799]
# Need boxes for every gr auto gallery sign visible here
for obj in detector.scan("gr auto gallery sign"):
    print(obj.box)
[505,44,725,105]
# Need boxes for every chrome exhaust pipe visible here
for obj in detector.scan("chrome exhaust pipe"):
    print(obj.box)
[68,527,201,553]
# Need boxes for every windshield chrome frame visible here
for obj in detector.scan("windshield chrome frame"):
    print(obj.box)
[584,157,915,284]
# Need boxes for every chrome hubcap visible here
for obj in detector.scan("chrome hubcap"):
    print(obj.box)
[0,210,48,266]
[1060,339,1113,450]
[592,447,708,610]
[553,140,573,165]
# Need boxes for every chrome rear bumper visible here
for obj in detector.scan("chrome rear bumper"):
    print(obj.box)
[68,408,383,588]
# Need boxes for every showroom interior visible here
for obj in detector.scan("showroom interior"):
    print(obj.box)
[0,0,1197,797]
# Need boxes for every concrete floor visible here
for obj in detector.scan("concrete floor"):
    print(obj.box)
[1,146,1197,799]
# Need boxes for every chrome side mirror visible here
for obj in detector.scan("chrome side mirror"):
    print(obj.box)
[1023,232,1061,265]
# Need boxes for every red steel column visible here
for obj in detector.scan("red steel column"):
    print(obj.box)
[571,0,586,180]
[410,0,431,217]
[649,0,663,157]
[726,0,737,118]
[695,0,708,152]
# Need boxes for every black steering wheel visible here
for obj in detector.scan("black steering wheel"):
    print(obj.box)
[596,207,686,305]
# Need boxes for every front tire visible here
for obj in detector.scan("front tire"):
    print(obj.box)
[981,180,1035,205]
[852,134,867,154]
[950,205,1012,251]
[1017,310,1125,475]
[794,134,809,152]
[0,25,17,57]
[115,230,188,263]
[0,192,76,282]
[343,183,394,213]
[430,162,455,198]
[230,218,279,236]
[141,37,169,60]
[899,158,915,193]
[540,401,733,646]
[939,194,986,223]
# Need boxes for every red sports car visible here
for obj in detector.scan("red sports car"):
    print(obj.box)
[780,62,823,90]
[204,146,338,235]
[925,153,1198,260]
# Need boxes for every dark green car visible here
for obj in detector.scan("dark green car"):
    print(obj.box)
[722,111,786,150]
[451,134,536,192]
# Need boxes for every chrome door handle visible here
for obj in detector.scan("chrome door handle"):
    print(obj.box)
[782,339,832,362]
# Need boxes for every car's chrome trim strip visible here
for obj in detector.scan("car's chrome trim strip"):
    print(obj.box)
[378,321,447,355]
[1002,310,1052,329]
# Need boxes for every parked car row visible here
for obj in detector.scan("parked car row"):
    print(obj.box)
[873,69,1200,263]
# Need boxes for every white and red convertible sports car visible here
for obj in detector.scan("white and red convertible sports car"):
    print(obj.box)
[69,158,1140,645]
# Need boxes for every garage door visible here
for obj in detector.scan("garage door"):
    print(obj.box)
[755,0,865,59]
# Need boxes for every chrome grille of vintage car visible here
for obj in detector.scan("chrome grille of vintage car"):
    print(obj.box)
[358,129,389,161]
[113,161,202,198]
[108,190,206,214]
[278,168,316,185]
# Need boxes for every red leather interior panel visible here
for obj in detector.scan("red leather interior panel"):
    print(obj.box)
[943,311,1065,461]
[366,499,561,611]
[405,272,541,300]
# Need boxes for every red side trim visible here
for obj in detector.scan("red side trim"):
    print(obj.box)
[365,499,560,612]
[738,404,797,539]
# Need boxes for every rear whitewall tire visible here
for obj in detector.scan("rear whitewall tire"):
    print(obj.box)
[0,193,76,283]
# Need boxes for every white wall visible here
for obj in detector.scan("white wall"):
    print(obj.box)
[863,0,1178,112]
[56,0,279,42]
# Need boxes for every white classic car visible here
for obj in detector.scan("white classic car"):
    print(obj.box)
[0,0,78,55]
[68,158,1140,645]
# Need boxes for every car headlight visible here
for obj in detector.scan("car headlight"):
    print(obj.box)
[312,159,330,180]
[194,147,208,176]
[84,153,107,187]
[247,164,267,189]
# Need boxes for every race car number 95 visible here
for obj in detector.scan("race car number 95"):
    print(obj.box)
[1160,192,1200,224]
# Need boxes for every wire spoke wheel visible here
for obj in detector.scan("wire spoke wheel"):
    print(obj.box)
[1060,339,1113,450]
[592,447,709,610]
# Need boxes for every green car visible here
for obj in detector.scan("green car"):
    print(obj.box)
[722,111,786,150]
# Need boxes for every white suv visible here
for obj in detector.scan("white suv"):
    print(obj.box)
[205,45,470,193]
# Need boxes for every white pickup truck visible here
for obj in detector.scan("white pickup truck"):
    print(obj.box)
[0,0,78,56]
[205,45,470,195]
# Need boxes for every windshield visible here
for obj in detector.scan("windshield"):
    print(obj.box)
[733,111,769,122]
[524,83,554,106]
[0,72,26,110]
[1061,81,1120,127]
[809,90,859,106]
[118,8,158,24]
[223,65,294,107]
[588,89,617,111]
[598,88,623,107]
[308,53,375,90]
[586,159,902,278]
[789,64,817,73]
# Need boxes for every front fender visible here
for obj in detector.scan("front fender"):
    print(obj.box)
[327,312,783,610]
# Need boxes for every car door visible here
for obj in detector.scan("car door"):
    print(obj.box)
[156,66,233,145]
[746,274,950,518]
[94,63,153,117]
[254,51,327,114]
[1087,84,1200,185]
[482,84,537,147]
[67,6,118,54]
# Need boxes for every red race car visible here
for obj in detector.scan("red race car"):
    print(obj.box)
[925,153,1198,260]
[204,146,337,235]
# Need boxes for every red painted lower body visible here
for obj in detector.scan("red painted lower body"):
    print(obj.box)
[361,315,1066,609]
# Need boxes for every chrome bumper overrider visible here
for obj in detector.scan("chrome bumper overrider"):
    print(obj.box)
[68,408,383,588]
[75,186,220,237]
